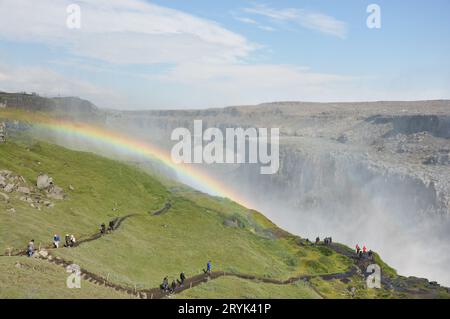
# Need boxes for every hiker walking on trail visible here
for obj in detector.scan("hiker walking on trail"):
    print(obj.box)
[108,220,115,233]
[315,237,320,245]
[203,261,212,275]
[100,223,106,234]
[178,272,186,287]
[69,234,76,247]
[170,280,177,293]
[355,244,360,255]
[160,276,169,292]
[53,234,60,248]
[65,234,70,247]
[27,240,35,257]
[363,245,367,254]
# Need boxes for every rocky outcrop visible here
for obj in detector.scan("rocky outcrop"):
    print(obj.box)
[0,170,65,210]
[0,122,6,143]
[36,174,66,200]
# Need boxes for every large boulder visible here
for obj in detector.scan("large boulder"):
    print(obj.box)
[37,174,53,190]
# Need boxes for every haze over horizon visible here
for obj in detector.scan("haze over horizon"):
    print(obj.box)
[0,0,449,110]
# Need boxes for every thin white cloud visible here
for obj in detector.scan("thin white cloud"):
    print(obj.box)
[0,0,255,64]
[242,4,348,38]
[231,12,276,32]
[234,16,258,25]
[258,25,276,32]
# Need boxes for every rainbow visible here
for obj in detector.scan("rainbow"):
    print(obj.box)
[1,110,252,208]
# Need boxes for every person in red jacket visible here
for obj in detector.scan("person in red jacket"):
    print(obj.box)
[363,245,367,253]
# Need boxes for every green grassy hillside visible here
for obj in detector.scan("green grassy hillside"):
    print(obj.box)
[1,126,449,299]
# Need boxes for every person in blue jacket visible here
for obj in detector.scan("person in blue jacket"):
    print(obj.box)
[53,234,60,248]
[203,260,212,274]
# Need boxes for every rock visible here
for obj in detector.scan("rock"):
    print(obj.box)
[69,185,75,191]
[0,176,6,188]
[15,262,22,269]
[6,207,15,213]
[0,170,12,177]
[20,196,33,203]
[3,183,14,193]
[0,122,5,143]
[38,250,49,258]
[0,192,9,202]
[46,185,65,200]
[17,186,31,194]
[36,174,53,190]
[223,219,239,228]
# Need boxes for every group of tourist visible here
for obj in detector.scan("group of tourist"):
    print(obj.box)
[160,261,212,294]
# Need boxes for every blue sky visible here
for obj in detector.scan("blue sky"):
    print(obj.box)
[0,0,449,109]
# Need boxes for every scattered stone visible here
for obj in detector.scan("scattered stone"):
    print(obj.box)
[69,184,75,191]
[0,122,5,143]
[20,196,33,203]
[4,183,15,193]
[0,176,6,188]
[15,262,22,269]
[46,185,65,200]
[6,207,15,213]
[0,170,12,177]
[38,250,49,258]
[17,186,31,194]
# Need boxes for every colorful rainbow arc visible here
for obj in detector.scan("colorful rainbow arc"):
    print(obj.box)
[1,110,252,208]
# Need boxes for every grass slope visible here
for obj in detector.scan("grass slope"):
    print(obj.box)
[0,256,132,299]
[174,276,322,299]
[0,137,352,298]
[1,126,449,299]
